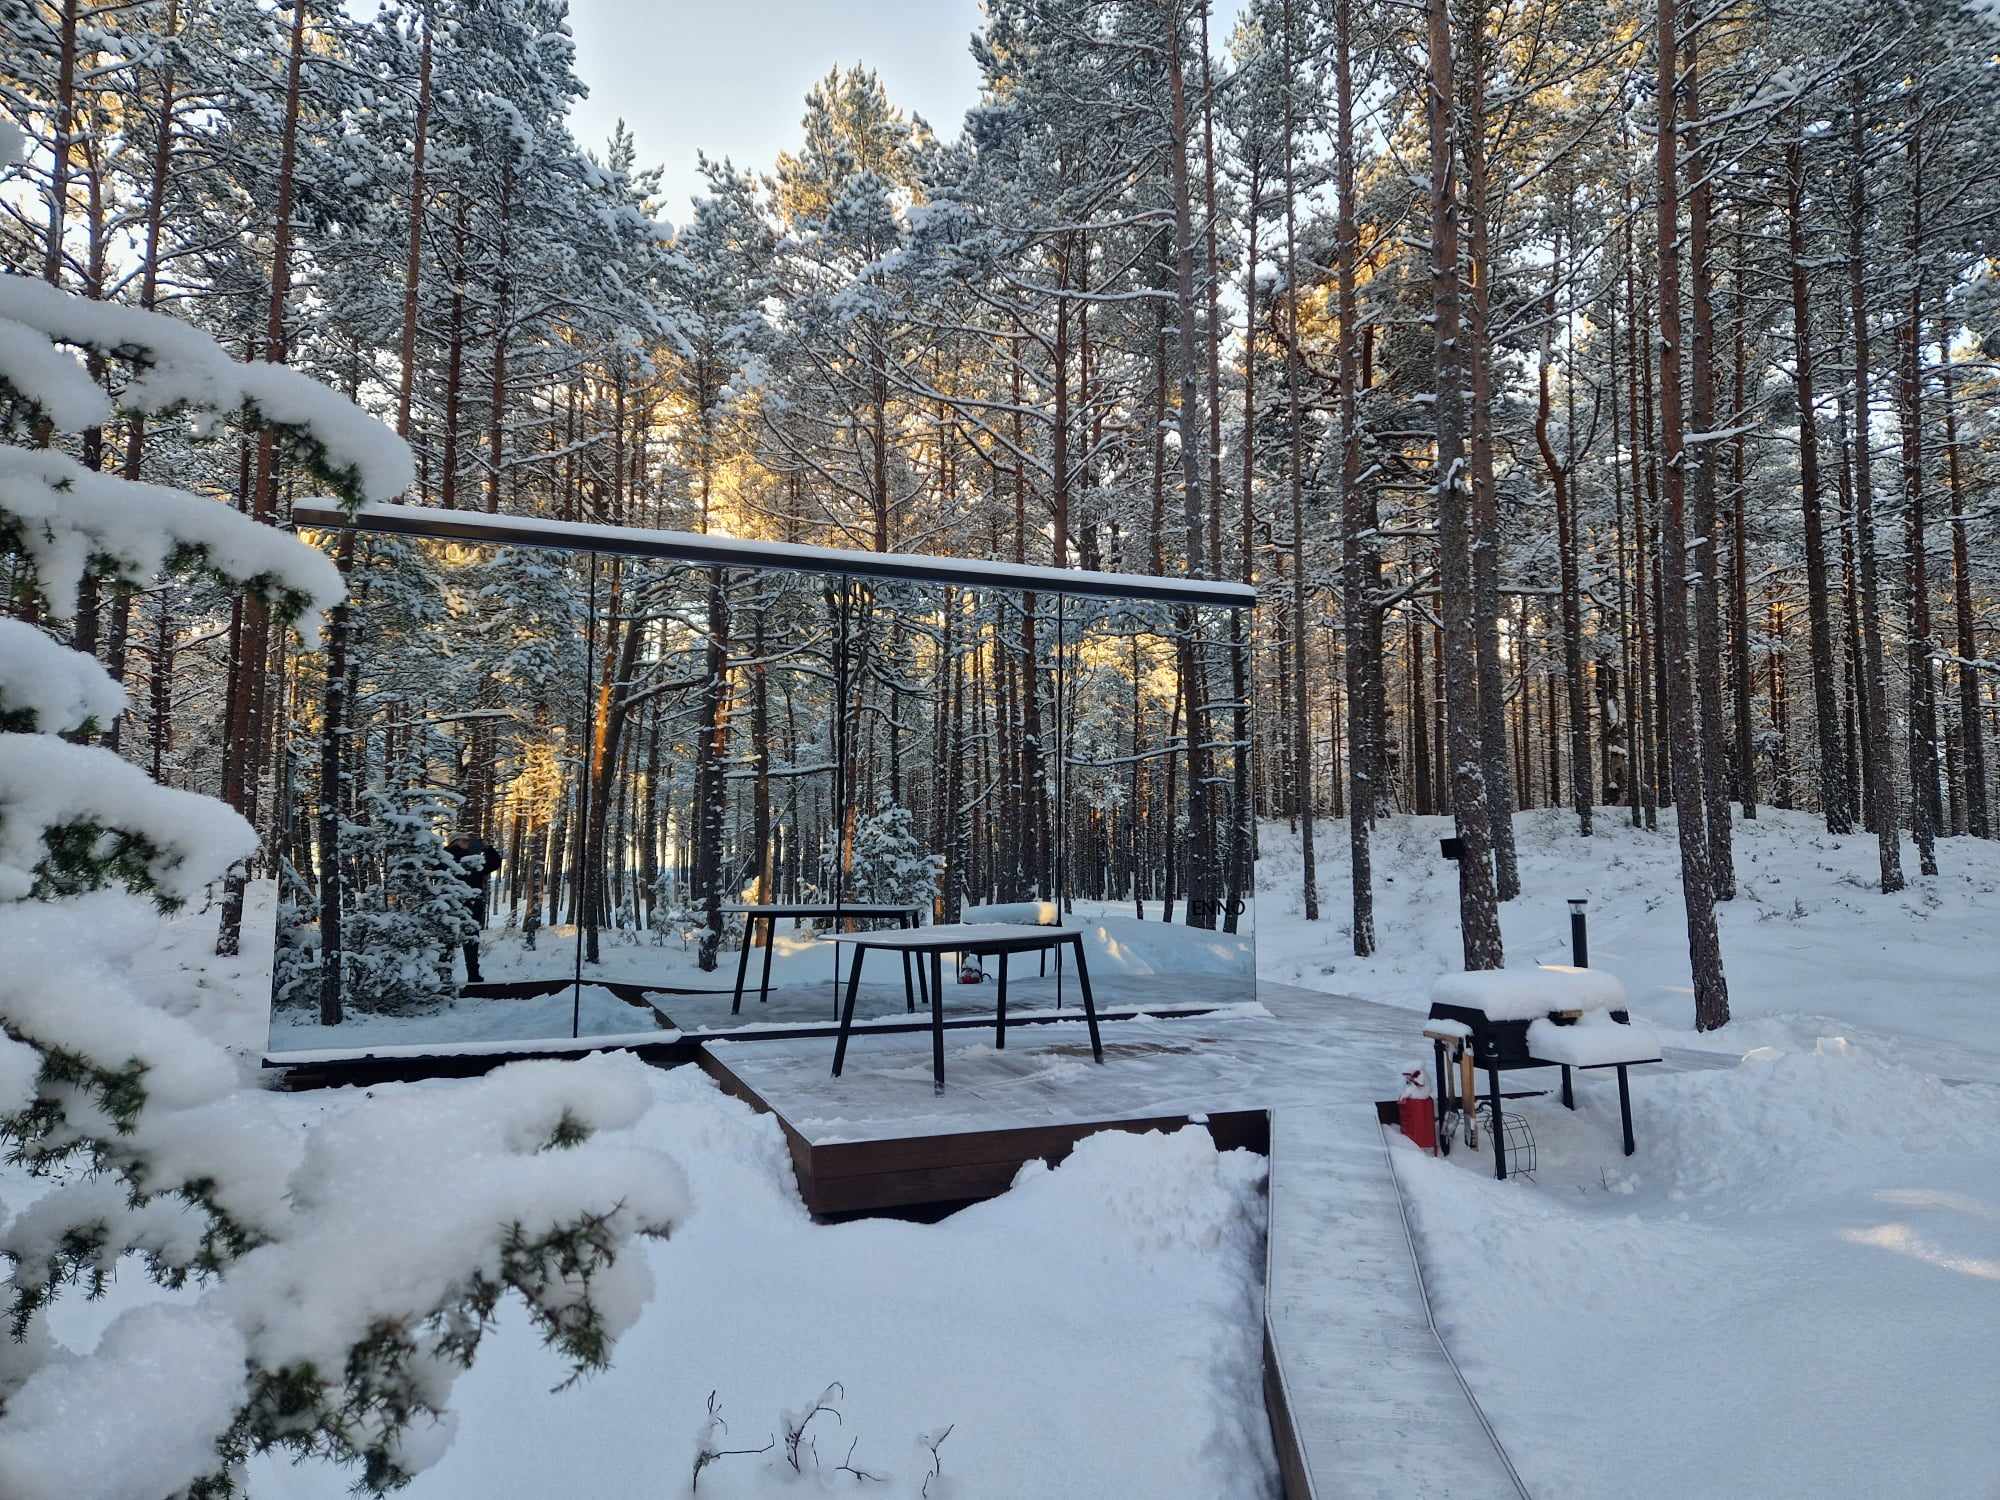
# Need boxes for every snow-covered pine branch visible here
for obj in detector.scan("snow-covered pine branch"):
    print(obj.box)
[0,276,686,1499]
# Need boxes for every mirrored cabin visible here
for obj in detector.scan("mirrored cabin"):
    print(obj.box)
[265,506,1256,1062]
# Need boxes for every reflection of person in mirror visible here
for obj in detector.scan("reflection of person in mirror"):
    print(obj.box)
[445,832,503,985]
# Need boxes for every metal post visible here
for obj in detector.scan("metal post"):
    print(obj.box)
[1489,1065,1506,1180]
[1617,1064,1635,1155]
[1568,896,1589,968]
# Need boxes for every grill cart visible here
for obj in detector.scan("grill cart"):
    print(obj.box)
[1422,966,1661,1180]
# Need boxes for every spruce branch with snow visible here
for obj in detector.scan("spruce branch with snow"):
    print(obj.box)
[0,274,688,1498]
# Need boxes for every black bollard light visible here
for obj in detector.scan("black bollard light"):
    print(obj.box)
[1568,896,1589,968]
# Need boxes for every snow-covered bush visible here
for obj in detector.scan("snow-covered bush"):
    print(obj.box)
[848,802,940,911]
[330,751,477,1014]
[0,267,687,1495]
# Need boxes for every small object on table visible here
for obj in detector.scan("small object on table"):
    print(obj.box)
[720,902,924,1016]
[828,923,1103,1092]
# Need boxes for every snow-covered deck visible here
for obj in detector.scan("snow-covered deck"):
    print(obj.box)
[702,979,1735,1500]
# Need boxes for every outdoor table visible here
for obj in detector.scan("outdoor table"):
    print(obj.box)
[829,923,1105,1092]
[720,902,924,1015]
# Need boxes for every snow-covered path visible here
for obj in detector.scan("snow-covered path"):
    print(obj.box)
[1260,809,2000,1497]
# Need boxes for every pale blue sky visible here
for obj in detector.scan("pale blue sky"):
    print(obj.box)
[566,0,988,216]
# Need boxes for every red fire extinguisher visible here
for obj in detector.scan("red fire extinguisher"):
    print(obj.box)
[1397,1066,1437,1151]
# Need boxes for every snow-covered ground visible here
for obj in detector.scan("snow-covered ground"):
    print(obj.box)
[13,885,1277,1499]
[10,808,1998,1496]
[1270,807,2000,1497]
[1261,805,2000,1083]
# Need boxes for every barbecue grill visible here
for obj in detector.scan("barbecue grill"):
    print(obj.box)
[1422,965,1660,1180]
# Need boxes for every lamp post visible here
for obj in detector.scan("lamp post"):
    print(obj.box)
[1568,897,1589,968]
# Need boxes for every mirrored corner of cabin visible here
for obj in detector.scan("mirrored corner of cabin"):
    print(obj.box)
[266,531,596,1058]
[1056,591,1258,1012]
[570,559,854,1035]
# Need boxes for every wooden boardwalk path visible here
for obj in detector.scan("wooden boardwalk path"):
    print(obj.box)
[702,980,1737,1497]
[1265,1105,1524,1499]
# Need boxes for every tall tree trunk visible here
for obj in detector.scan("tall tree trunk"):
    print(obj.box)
[1623,189,1659,831]
[396,13,432,440]
[1786,131,1853,833]
[1281,0,1317,920]
[1729,213,1756,821]
[218,0,308,958]
[1462,0,1520,895]
[1427,0,1502,970]
[1535,237,1592,837]
[1656,0,1729,1028]
[1685,17,1734,898]
[1940,340,1988,838]
[1900,103,1939,877]
[1336,0,1374,953]
[1848,80,1904,892]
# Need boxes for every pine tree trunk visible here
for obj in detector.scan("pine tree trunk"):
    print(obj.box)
[1656,0,1730,1029]
[1335,0,1375,952]
[1729,214,1757,821]
[1462,3,1520,896]
[396,15,431,441]
[1939,344,1989,838]
[1786,131,1854,833]
[1685,20,1734,899]
[1427,0,1501,970]
[1900,105,1940,876]
[1281,0,1317,921]
[1847,80,1905,892]
[218,0,307,958]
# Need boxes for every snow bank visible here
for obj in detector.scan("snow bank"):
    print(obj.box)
[1430,963,1626,1019]
[0,619,126,734]
[0,1303,247,1500]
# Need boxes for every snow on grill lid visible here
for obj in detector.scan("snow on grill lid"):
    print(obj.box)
[1429,964,1627,1020]
[1525,1013,1660,1067]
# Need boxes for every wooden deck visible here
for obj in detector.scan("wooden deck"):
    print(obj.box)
[693,983,1396,1214]
[698,979,1736,1497]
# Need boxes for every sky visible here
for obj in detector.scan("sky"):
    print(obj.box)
[565,0,989,217]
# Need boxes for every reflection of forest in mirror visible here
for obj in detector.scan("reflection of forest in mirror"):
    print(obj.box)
[268,533,605,1052]
[269,527,1255,1055]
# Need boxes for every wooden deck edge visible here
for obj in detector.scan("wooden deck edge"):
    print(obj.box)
[1261,1105,1316,1500]
[1264,1315,1317,1500]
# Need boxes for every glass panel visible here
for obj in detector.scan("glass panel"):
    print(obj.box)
[1056,594,1257,1009]
[579,562,859,1030]
[267,532,596,1054]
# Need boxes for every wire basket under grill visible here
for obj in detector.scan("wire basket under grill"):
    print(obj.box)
[1474,1103,1536,1179]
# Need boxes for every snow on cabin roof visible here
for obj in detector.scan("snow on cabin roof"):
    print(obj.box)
[291,501,1258,608]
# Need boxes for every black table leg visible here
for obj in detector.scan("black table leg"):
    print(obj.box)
[831,946,865,1077]
[929,950,945,1092]
[757,917,776,1005]
[903,912,930,1011]
[1490,1065,1506,1180]
[731,913,756,1015]
[1561,1064,1575,1110]
[1617,1064,1635,1155]
[995,950,1009,1049]
[1070,935,1103,1063]
[901,951,917,1013]
[1432,1038,1451,1157]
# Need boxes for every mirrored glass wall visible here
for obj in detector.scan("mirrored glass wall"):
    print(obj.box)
[266,520,1255,1058]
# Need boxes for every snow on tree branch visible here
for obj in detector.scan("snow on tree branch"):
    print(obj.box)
[0,276,415,508]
